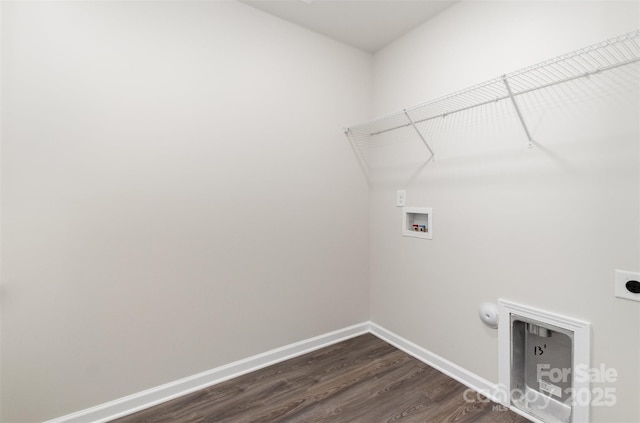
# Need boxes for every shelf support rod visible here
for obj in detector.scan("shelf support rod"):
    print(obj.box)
[403,109,435,160]
[502,75,534,148]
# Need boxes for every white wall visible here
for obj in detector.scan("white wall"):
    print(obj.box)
[3,1,640,422]
[0,1,371,422]
[370,1,640,423]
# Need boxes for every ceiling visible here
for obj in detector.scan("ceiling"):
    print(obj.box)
[239,0,458,53]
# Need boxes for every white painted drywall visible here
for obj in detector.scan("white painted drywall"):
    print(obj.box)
[370,2,640,422]
[4,1,640,422]
[0,1,371,421]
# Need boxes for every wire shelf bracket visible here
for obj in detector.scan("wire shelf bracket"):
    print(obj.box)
[344,30,640,163]
[403,109,435,160]
[502,75,534,149]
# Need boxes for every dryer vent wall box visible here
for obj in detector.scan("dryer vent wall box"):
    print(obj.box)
[511,317,574,423]
[402,207,432,239]
[499,300,591,423]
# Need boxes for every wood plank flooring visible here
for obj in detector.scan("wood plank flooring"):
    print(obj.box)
[111,334,531,423]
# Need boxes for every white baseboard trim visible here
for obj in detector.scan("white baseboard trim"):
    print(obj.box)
[45,321,507,423]
[368,322,500,404]
[44,322,371,423]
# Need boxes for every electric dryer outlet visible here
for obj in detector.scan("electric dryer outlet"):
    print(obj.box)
[614,269,640,302]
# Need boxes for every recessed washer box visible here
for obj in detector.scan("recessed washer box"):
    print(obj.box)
[402,207,432,239]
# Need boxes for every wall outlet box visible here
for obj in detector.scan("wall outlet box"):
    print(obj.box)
[614,269,640,302]
[396,190,406,207]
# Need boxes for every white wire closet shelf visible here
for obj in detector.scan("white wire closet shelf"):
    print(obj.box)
[345,30,640,160]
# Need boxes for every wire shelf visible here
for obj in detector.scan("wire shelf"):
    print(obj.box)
[345,30,640,159]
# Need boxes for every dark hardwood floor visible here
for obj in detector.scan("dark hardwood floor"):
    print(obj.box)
[111,334,530,423]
